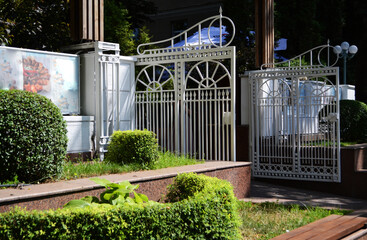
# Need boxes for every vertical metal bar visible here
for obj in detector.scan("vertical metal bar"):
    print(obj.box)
[116,60,120,131]
[157,92,160,144]
[103,62,107,137]
[205,90,209,160]
[162,92,166,151]
[168,92,171,151]
[140,94,143,129]
[143,94,146,129]
[296,77,301,173]
[336,68,341,182]
[255,79,261,172]
[170,92,174,152]
[202,91,205,159]
[185,93,188,155]
[193,91,197,158]
[175,63,181,153]
[189,91,193,157]
[226,89,230,161]
[221,90,225,160]
[149,92,152,131]
[135,94,138,129]
[153,92,156,134]
[218,90,222,160]
[111,62,115,133]
[160,91,163,149]
[214,89,218,160]
[198,90,202,159]
[209,91,213,160]
[139,93,142,130]
[180,63,185,155]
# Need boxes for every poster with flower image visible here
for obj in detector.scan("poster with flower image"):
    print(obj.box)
[0,46,79,114]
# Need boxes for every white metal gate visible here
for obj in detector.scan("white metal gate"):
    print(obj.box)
[135,10,236,161]
[250,44,341,182]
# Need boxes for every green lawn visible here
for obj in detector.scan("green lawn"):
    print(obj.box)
[59,151,204,181]
[238,201,350,240]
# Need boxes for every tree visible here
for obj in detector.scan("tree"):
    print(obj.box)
[274,0,367,103]
[275,0,323,59]
[0,0,71,51]
[104,0,156,56]
[343,0,367,102]
[222,0,256,73]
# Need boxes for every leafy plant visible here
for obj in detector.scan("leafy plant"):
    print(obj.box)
[63,178,149,209]
[0,0,71,51]
[105,129,159,168]
[0,90,68,183]
[104,0,155,55]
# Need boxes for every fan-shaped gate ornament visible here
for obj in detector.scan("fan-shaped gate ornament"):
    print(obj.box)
[136,64,174,91]
[185,60,231,89]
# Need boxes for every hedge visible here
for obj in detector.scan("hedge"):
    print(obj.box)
[0,173,241,240]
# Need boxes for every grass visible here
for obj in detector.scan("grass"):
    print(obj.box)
[238,201,351,240]
[58,151,204,181]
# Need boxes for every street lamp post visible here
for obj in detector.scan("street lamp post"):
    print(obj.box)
[334,41,358,85]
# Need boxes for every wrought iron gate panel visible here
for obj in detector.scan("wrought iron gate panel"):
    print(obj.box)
[135,10,236,161]
[250,45,341,182]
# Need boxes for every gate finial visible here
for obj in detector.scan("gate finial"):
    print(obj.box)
[219,6,223,17]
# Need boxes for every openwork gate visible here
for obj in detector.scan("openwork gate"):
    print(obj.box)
[250,44,341,182]
[135,10,236,161]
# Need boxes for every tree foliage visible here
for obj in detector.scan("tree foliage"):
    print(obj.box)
[0,0,71,51]
[104,0,156,55]
[0,0,155,55]
[222,0,255,72]
[275,0,367,101]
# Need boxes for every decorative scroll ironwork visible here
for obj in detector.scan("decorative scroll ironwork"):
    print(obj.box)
[137,7,235,55]
[250,45,341,182]
[135,10,236,161]
[262,42,339,69]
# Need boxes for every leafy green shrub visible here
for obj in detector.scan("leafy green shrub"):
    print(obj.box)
[340,100,367,142]
[106,129,159,167]
[0,174,241,239]
[0,90,68,183]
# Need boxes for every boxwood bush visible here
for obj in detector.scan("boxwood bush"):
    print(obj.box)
[106,129,159,167]
[0,173,241,239]
[340,100,367,142]
[0,90,68,183]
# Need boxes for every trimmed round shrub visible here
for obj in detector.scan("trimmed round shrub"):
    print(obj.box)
[0,90,68,183]
[106,130,159,167]
[340,100,367,142]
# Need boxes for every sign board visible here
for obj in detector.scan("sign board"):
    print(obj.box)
[0,46,80,114]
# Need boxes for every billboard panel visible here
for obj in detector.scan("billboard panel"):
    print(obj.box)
[0,46,80,114]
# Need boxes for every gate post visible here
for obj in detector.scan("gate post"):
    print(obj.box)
[66,41,137,160]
